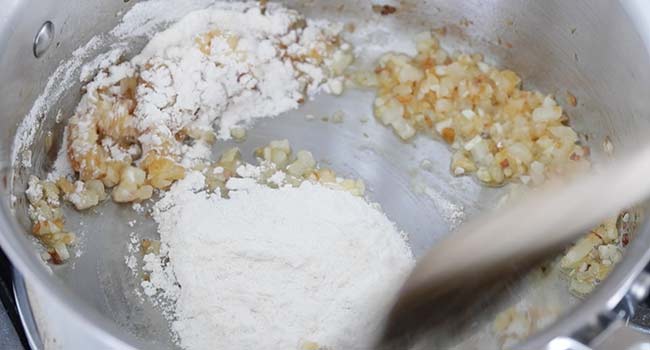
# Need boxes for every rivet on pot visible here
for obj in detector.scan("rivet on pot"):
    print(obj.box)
[33,21,55,58]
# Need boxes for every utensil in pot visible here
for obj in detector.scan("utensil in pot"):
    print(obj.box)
[381,143,650,345]
[4,1,650,349]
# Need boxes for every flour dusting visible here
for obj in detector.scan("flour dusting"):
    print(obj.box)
[111,0,216,39]
[64,2,353,178]
[13,35,105,169]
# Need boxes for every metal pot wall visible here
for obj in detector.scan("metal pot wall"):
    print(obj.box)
[2,0,650,349]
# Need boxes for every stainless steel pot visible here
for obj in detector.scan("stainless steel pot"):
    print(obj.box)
[3,0,650,349]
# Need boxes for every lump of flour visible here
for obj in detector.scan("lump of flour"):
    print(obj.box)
[146,170,415,350]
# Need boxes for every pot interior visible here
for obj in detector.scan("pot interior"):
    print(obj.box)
[3,1,650,349]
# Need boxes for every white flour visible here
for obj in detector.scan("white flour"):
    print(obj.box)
[147,171,414,350]
[66,2,352,172]
[13,35,104,168]
[422,185,465,230]
[410,178,466,230]
[111,0,217,39]
[46,128,73,182]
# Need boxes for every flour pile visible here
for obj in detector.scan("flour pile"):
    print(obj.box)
[145,169,414,350]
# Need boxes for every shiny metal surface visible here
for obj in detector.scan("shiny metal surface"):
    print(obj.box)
[591,320,650,350]
[13,270,42,350]
[32,21,54,58]
[0,0,650,349]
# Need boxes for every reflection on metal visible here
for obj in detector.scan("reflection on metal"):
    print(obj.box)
[591,319,650,350]
[12,270,42,350]
[32,21,54,58]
